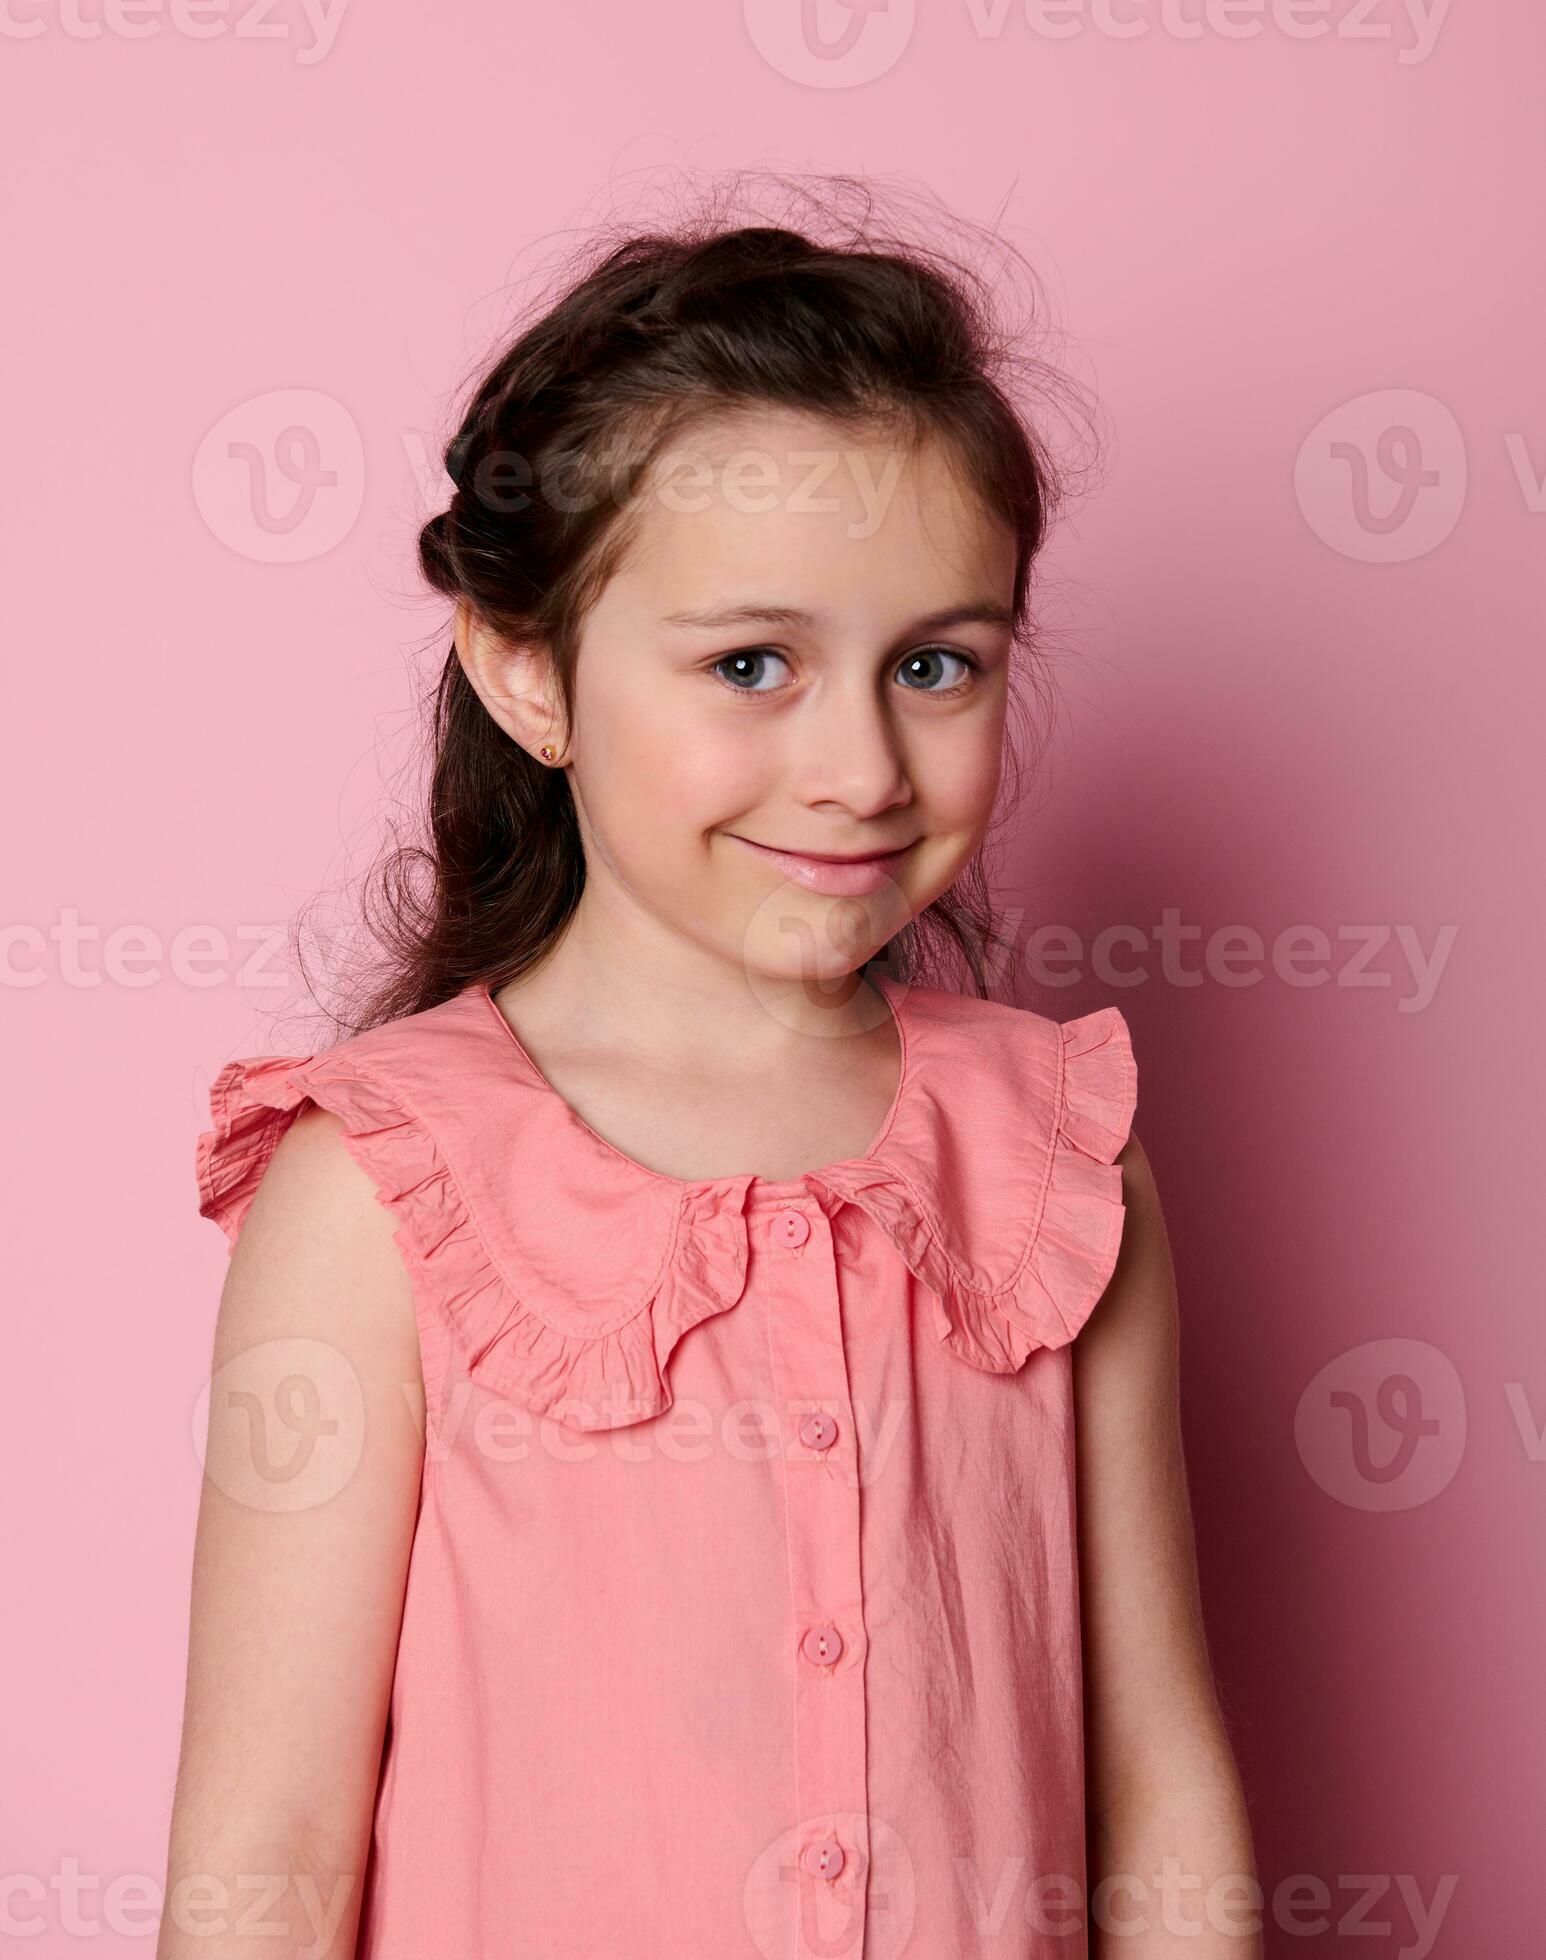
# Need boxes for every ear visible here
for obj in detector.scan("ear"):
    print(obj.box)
[453,601,569,763]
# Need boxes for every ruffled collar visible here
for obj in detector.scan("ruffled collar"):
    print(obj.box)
[196,972,1136,1432]
[448,972,1136,1423]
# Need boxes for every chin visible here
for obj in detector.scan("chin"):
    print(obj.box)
[736,907,905,989]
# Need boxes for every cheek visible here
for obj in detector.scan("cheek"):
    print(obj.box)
[580,685,767,854]
[638,704,776,838]
[665,738,755,814]
[913,718,1005,833]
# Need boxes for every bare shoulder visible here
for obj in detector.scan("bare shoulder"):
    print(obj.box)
[220,1113,407,1293]
[211,1102,419,1374]
[1073,1129,1179,1370]
[235,1101,398,1248]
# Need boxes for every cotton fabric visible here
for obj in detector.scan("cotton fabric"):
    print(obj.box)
[196,971,1137,1959]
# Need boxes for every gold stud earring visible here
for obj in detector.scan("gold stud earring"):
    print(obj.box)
[539,744,558,763]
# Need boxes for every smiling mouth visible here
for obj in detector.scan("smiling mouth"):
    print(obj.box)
[728,837,916,863]
[725,833,919,897]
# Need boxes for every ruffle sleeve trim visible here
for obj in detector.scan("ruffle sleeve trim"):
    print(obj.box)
[195,1053,755,1435]
[815,1006,1138,1375]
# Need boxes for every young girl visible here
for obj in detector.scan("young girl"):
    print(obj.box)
[161,199,1257,1959]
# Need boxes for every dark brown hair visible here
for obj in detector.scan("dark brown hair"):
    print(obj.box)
[317,174,1101,1035]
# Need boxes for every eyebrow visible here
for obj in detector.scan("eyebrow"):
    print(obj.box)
[661,600,1016,635]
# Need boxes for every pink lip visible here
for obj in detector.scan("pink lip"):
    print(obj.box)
[728,834,916,897]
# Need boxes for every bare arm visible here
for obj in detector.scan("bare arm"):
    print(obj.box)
[156,1107,427,1960]
[1074,1133,1261,1957]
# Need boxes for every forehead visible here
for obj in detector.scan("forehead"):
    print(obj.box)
[604,403,1015,614]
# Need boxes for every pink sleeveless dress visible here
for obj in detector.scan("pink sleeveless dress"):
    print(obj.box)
[196,971,1137,1960]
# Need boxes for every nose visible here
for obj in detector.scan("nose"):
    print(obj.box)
[791,675,913,821]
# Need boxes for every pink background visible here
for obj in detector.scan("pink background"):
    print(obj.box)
[5,2,1541,1952]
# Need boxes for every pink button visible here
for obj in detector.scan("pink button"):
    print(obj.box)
[798,1411,837,1450]
[801,1839,845,1881]
[774,1209,810,1248]
[800,1623,844,1667]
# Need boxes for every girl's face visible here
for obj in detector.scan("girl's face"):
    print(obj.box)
[512,405,1017,989]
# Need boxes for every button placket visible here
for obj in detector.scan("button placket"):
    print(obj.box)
[763,1198,870,1957]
